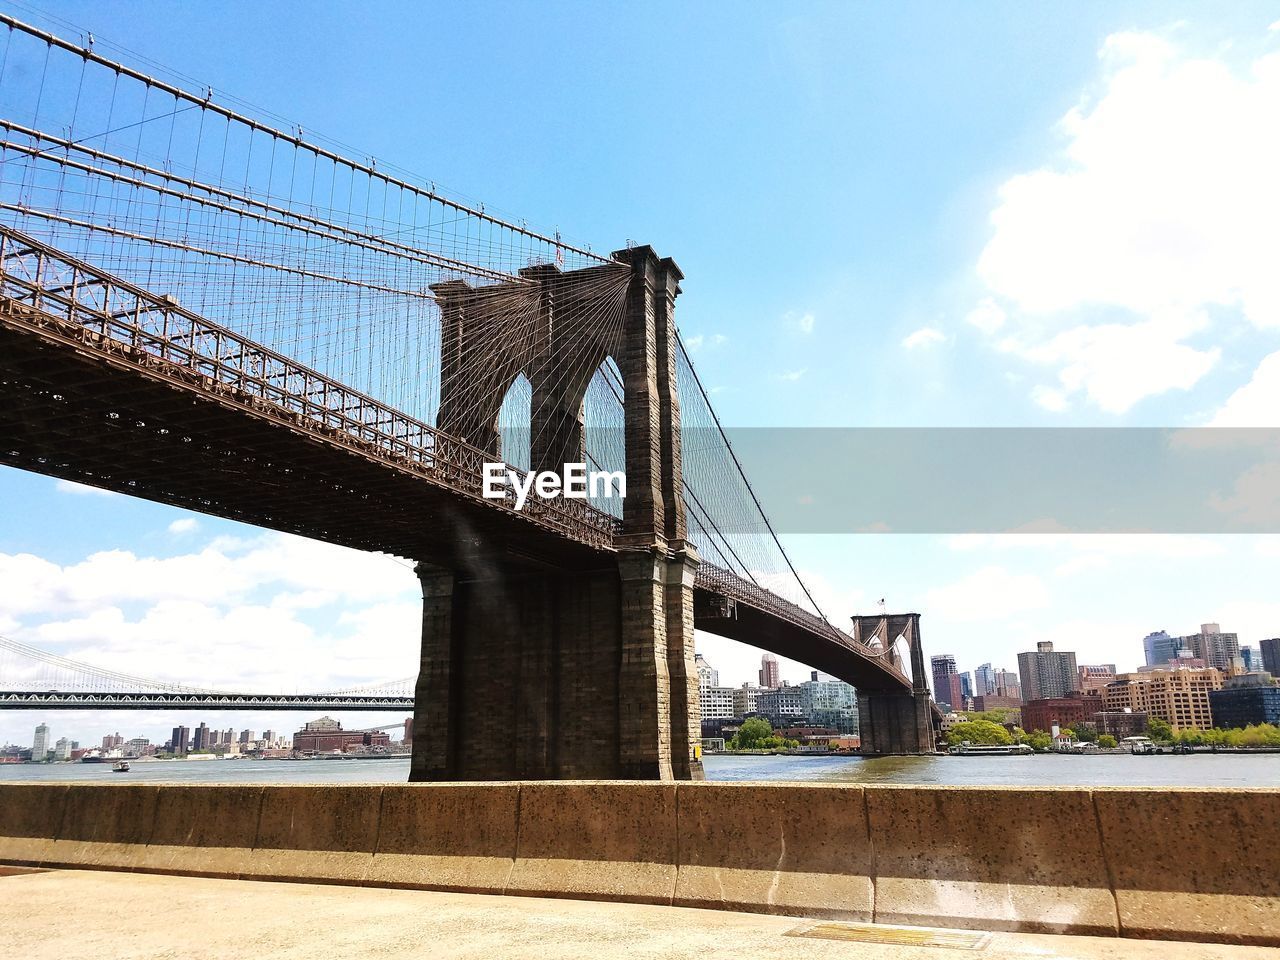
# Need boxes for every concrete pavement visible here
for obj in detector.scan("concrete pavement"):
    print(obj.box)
[4,868,1277,960]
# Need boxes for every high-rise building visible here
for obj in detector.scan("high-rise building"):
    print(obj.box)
[192,722,211,751]
[695,653,719,689]
[959,672,974,701]
[31,723,50,761]
[732,684,761,717]
[54,737,72,761]
[1077,664,1117,694]
[239,729,255,744]
[799,672,859,734]
[1017,642,1078,701]
[125,738,151,757]
[1210,673,1280,729]
[695,653,735,720]
[1182,624,1240,673]
[973,663,997,696]
[1103,667,1222,732]
[1240,647,1262,673]
[759,653,781,689]
[1262,638,1280,676]
[930,654,963,710]
[757,685,805,723]
[170,725,190,755]
[994,669,1022,701]
[101,732,123,752]
[1143,630,1187,668]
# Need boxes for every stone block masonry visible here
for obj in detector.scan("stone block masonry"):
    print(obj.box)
[2,782,1277,947]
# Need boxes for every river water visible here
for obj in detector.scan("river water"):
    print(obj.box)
[3,752,1279,786]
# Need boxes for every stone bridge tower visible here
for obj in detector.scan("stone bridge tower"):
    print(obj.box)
[850,613,938,754]
[409,247,703,781]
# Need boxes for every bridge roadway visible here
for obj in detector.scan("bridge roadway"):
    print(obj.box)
[0,226,913,696]
[0,691,413,710]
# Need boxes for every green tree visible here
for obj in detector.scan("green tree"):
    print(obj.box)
[1097,734,1117,749]
[1027,731,1053,752]
[946,719,1014,747]
[1074,726,1098,743]
[733,717,773,750]
[1146,717,1173,742]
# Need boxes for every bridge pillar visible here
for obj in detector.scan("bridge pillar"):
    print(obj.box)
[409,245,703,781]
[851,612,938,755]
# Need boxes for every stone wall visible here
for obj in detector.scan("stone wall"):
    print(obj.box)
[1,782,1275,946]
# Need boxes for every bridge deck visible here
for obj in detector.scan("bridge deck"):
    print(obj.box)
[0,226,911,694]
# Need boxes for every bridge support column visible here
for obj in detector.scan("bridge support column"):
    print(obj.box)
[857,690,936,755]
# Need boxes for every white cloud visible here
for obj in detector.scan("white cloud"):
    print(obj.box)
[1031,385,1068,412]
[167,518,199,535]
[965,298,1006,335]
[776,368,807,382]
[682,332,726,353]
[1210,350,1280,426]
[923,566,1050,622]
[972,31,1280,413]
[902,327,947,350]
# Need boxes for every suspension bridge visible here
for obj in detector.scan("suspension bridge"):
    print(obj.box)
[0,636,414,711]
[0,14,936,777]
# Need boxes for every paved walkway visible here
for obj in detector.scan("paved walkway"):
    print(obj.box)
[5,868,1275,960]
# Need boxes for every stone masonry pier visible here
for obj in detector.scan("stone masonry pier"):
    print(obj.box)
[1,782,1276,947]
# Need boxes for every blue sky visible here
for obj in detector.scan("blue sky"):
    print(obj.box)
[3,1,1280,746]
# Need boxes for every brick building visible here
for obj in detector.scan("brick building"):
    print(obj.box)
[1103,668,1222,732]
[292,716,390,753]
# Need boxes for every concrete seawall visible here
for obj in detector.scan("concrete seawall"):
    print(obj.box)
[1,782,1275,946]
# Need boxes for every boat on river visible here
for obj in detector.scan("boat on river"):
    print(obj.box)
[948,743,1034,756]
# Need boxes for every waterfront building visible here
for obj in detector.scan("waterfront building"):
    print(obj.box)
[54,737,71,761]
[1092,710,1148,739]
[1260,638,1280,676]
[798,671,859,734]
[292,716,390,753]
[1143,630,1188,668]
[1181,623,1240,674]
[756,686,805,724]
[732,684,761,718]
[1017,642,1078,701]
[1103,667,1222,732]
[1077,664,1117,695]
[1209,673,1280,729]
[701,685,736,720]
[31,723,50,761]
[239,729,255,744]
[101,732,123,752]
[125,737,151,757]
[192,722,211,751]
[758,653,781,689]
[171,725,190,755]
[930,654,963,711]
[1021,697,1093,735]
[695,653,735,720]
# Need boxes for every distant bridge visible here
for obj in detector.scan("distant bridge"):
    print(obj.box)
[0,636,412,712]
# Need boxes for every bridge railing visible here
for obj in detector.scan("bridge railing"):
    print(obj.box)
[0,225,619,550]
